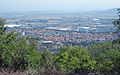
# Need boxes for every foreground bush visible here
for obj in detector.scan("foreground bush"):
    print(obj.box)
[0,19,44,71]
[88,38,120,74]
[54,46,96,73]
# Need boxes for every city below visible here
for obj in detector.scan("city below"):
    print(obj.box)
[0,8,118,52]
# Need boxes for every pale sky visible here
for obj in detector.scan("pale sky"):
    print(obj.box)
[0,0,120,12]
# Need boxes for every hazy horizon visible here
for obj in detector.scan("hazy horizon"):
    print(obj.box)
[0,0,120,13]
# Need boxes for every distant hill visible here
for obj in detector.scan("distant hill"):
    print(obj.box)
[0,8,119,16]
[100,8,118,14]
[79,8,119,18]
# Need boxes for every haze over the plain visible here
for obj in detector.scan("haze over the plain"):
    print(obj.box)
[0,0,120,12]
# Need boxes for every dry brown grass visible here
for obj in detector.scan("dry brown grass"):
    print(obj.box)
[0,68,39,75]
[0,68,70,75]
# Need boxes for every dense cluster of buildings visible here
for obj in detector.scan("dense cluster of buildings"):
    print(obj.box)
[7,27,116,50]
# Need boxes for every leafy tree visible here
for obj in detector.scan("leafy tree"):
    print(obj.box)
[54,46,95,72]
[113,8,120,37]
[88,39,120,74]
[40,49,53,71]
[0,19,19,68]
[0,19,43,71]
[26,37,38,51]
